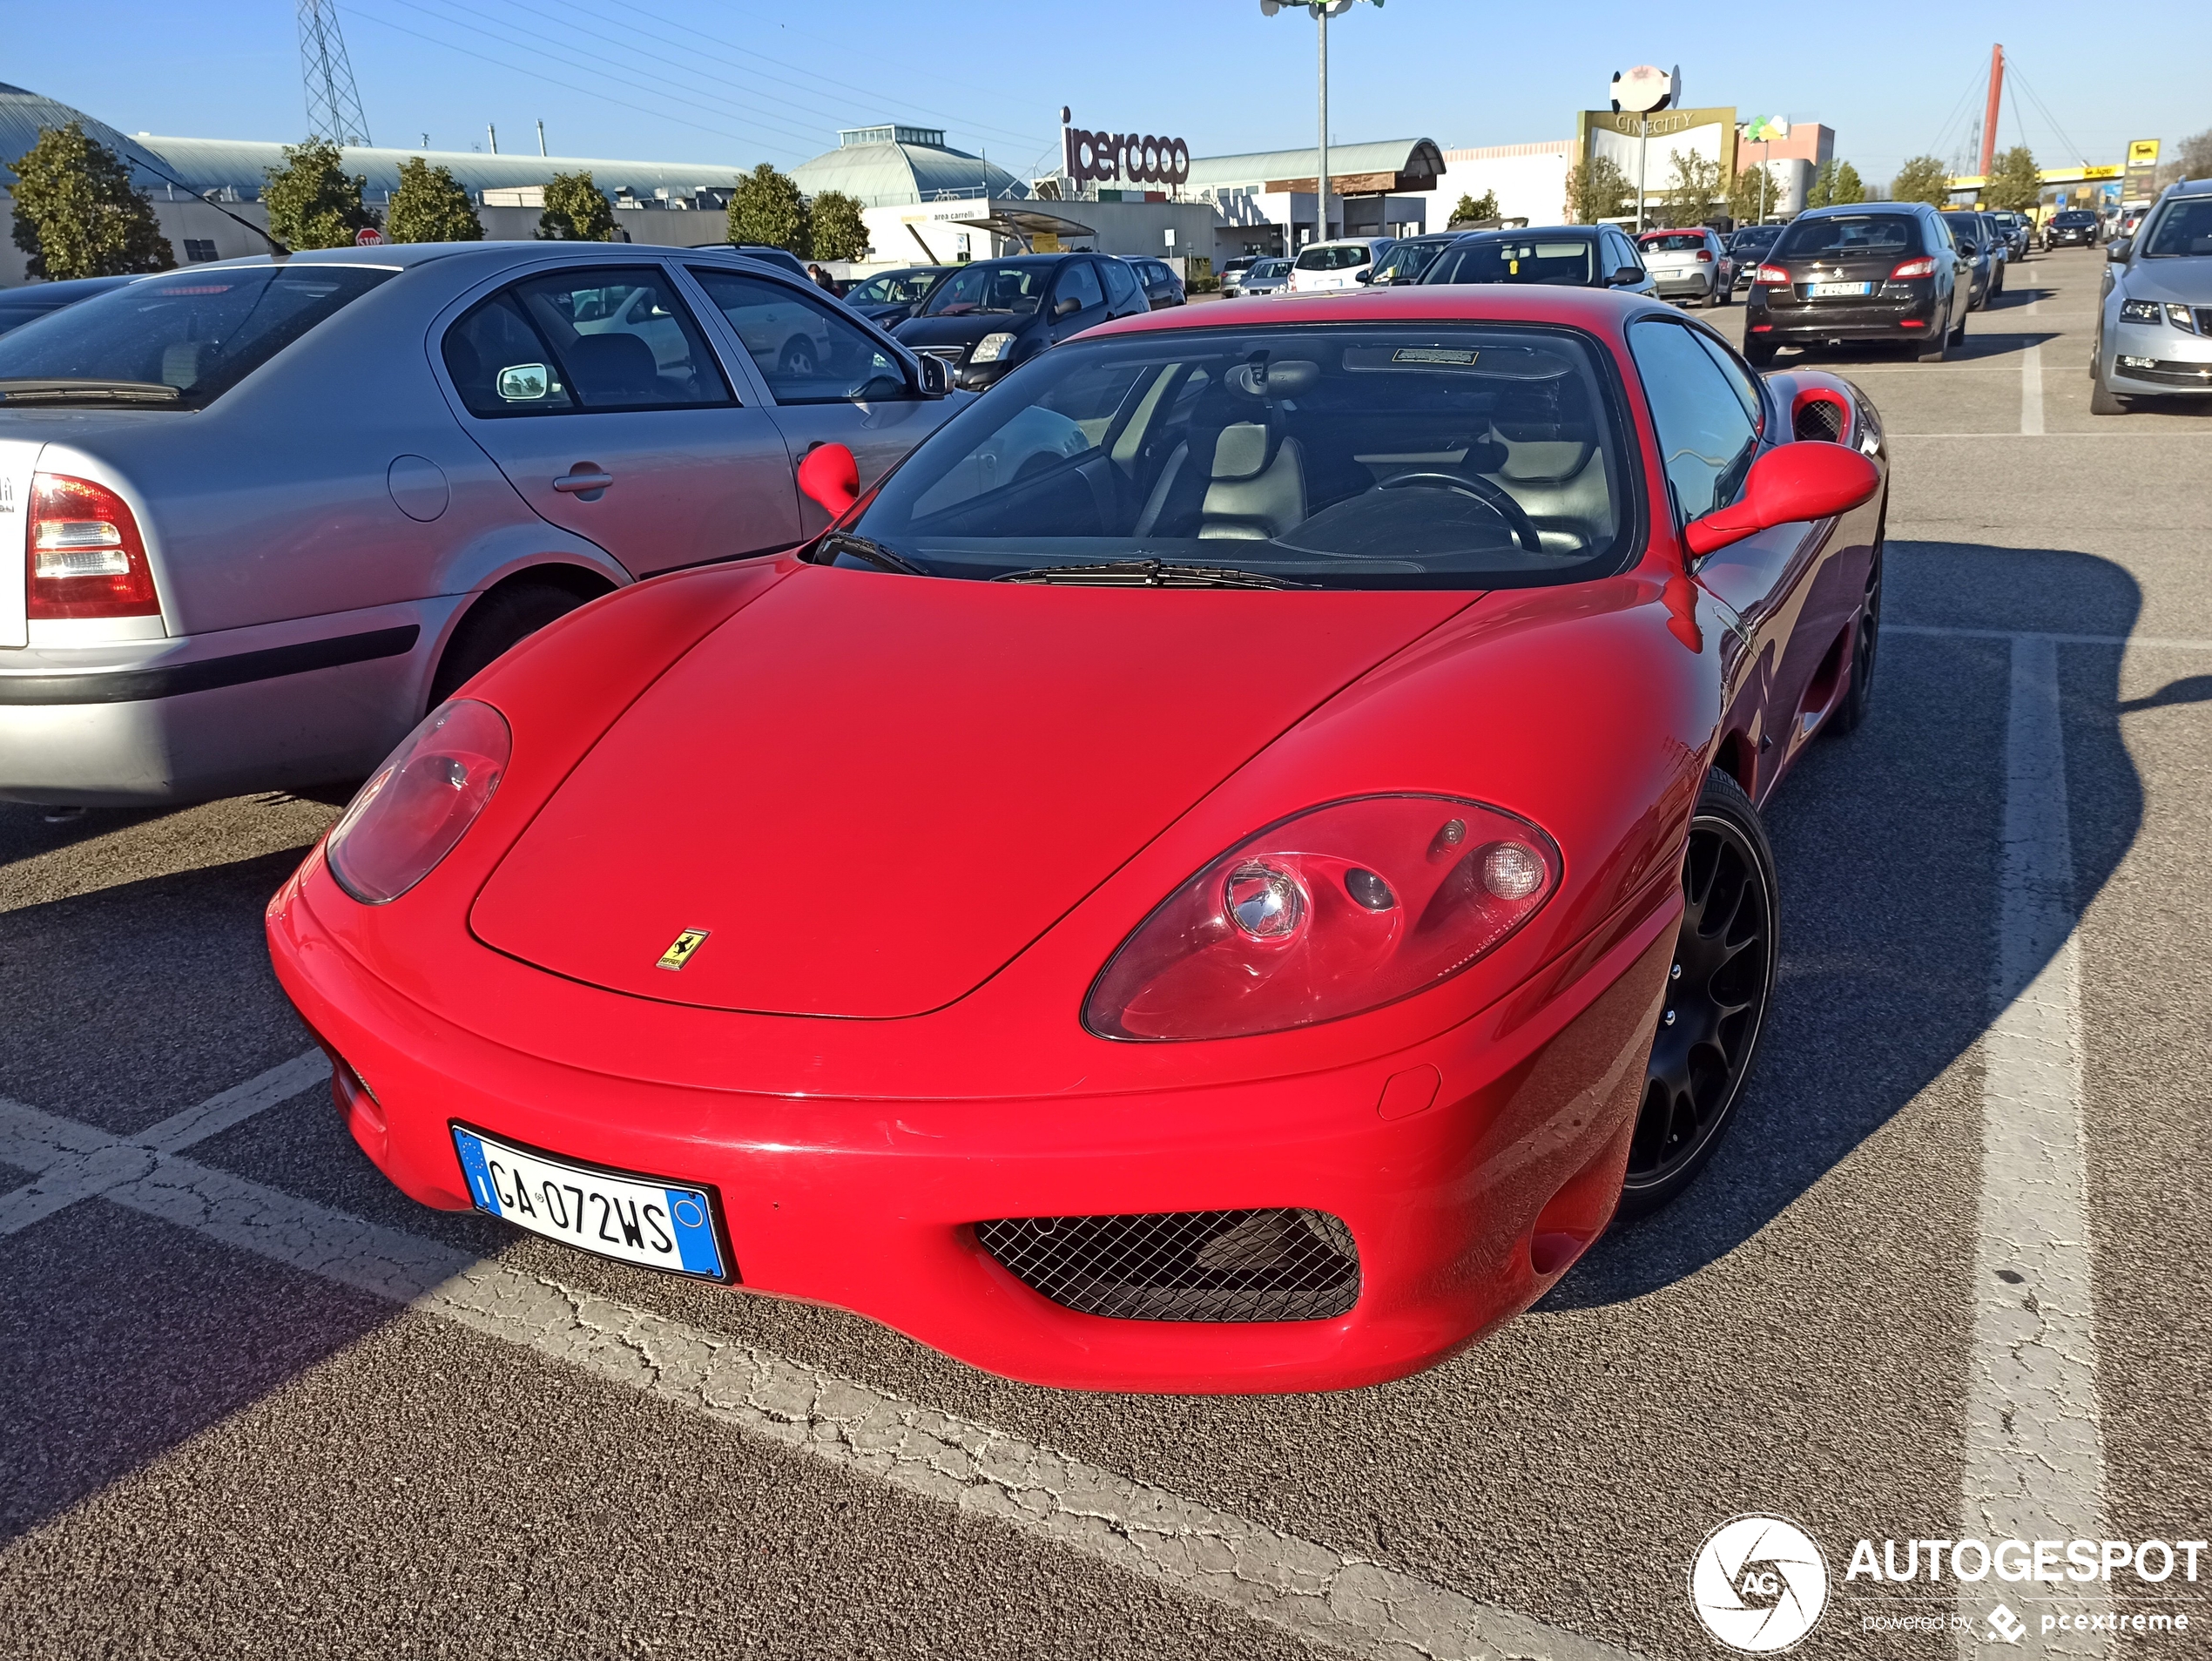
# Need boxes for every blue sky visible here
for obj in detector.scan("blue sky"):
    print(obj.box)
[10,0,2206,186]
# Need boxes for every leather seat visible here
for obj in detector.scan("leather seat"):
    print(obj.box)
[1198,422,1305,540]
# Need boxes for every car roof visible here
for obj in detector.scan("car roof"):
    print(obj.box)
[1449,225,1594,243]
[1795,202,1931,219]
[2165,177,2212,198]
[1078,281,1664,342]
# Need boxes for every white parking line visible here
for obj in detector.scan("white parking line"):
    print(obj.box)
[1958,634,2107,1658]
[0,1082,1637,1661]
[2021,343,2046,435]
[1887,625,2212,652]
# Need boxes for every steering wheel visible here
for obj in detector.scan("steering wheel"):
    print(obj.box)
[1377,472,1544,554]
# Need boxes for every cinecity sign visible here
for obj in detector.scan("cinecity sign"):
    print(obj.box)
[1062,118,1190,187]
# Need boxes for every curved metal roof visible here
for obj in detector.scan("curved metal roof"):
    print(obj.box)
[0,83,173,188]
[1184,138,1445,192]
[790,139,1027,208]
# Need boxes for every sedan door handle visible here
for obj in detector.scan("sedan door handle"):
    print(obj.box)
[553,468,615,495]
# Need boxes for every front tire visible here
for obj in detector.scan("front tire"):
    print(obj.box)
[1617,770,1779,1220]
[2089,376,2128,415]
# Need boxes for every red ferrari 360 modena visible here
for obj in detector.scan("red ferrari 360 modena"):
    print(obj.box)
[267,286,1885,1394]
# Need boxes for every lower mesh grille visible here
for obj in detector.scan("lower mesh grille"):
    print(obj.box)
[1793,398,1845,443]
[974,1209,1360,1322]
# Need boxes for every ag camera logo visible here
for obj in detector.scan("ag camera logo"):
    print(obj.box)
[1691,1514,1830,1652]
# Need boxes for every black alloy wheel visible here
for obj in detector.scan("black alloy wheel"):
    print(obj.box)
[1825,534,1883,736]
[1617,771,1779,1219]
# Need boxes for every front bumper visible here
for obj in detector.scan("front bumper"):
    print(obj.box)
[2103,317,2212,396]
[0,600,450,805]
[1747,285,1940,345]
[268,845,1676,1394]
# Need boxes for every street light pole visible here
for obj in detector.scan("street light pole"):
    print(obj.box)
[1636,113,1649,233]
[1261,0,1380,248]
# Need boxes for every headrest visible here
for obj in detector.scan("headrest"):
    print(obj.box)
[1211,422,1277,481]
[568,331,659,398]
[159,341,209,390]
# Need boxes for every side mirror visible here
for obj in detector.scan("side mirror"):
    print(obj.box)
[1054,294,1082,319]
[796,442,860,518]
[1354,267,1373,284]
[917,354,951,397]
[1609,266,1643,287]
[2107,237,2132,264]
[1683,442,1880,558]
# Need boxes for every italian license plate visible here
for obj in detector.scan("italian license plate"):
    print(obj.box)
[1809,281,1874,297]
[451,1124,730,1280]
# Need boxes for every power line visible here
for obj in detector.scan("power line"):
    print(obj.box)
[2006,58,2090,165]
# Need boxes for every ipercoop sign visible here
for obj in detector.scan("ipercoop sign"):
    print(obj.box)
[1062,115,1190,188]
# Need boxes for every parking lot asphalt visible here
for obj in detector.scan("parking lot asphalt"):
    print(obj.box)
[3,249,2207,1660]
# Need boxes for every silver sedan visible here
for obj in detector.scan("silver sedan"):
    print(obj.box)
[2092,178,2212,415]
[0,244,960,804]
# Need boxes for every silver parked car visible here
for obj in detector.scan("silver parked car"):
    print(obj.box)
[1635,226,1734,307]
[1225,256,1292,298]
[0,243,960,804]
[2092,177,2212,414]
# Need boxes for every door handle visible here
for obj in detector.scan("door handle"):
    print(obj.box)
[553,468,614,495]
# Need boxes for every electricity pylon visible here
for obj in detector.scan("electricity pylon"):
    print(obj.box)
[298,0,372,147]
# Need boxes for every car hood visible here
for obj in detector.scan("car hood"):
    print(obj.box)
[2118,264,2212,305]
[895,312,1038,350]
[469,566,1472,1018]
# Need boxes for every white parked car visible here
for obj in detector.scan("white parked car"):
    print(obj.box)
[1287,238,1396,294]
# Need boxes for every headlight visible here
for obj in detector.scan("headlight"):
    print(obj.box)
[2166,303,2199,334]
[1083,794,1561,1042]
[325,700,511,904]
[970,331,1017,363]
[2120,299,2162,324]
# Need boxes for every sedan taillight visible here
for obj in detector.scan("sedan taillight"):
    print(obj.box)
[1755,265,1791,287]
[1889,256,1939,280]
[27,472,160,620]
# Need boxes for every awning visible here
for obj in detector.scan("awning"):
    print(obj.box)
[943,208,1097,252]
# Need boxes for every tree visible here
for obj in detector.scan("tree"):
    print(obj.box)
[1659,148,1723,226]
[1727,164,1771,226]
[1563,154,1630,224]
[1447,189,1500,226]
[537,171,615,240]
[263,138,377,250]
[8,121,173,280]
[729,163,809,253]
[2154,130,2210,192]
[384,156,482,243]
[807,190,869,261]
[1827,161,1866,206]
[1889,154,1952,207]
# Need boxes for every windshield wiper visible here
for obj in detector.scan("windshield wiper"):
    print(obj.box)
[0,378,184,407]
[814,531,930,576]
[996,558,1310,590]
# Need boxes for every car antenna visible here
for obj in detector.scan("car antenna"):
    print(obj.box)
[129,149,293,258]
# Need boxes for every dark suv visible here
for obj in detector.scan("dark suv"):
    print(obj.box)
[893,253,1150,389]
[1744,202,1972,363]
[2045,210,2101,250]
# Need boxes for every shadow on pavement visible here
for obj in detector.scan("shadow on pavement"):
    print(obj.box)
[1545,540,2143,1309]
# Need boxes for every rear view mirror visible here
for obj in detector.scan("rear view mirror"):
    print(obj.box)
[1684,442,1880,557]
[1354,267,1373,284]
[918,354,951,396]
[797,442,860,518]
[1609,267,1643,287]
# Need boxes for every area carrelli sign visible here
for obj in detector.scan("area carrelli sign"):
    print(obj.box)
[1062,108,1191,187]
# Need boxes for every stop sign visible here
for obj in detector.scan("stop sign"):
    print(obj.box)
[355,226,384,246]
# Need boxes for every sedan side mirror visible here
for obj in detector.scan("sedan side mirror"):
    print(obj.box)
[797,442,860,518]
[1683,442,1880,557]
[1609,266,1643,287]
[2107,237,2133,263]
[1054,294,1082,319]
[1354,267,1373,284]
[917,354,951,397]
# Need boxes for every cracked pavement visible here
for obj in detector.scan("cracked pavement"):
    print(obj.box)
[3,252,2209,1658]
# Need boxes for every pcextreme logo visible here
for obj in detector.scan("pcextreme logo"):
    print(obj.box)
[1690,1514,1831,1652]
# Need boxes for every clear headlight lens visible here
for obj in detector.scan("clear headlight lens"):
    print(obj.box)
[970,331,1017,363]
[1083,794,1561,1042]
[2166,303,2199,334]
[2120,299,2162,324]
[325,700,510,904]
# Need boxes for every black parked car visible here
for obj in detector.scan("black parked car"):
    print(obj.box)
[2045,210,2101,250]
[1940,211,1998,307]
[1744,202,1972,363]
[1728,224,1784,289]
[1365,233,1460,286]
[0,274,137,336]
[731,244,813,279]
[893,253,1150,389]
[1124,256,1185,308]
[1420,226,1658,299]
[841,265,953,327]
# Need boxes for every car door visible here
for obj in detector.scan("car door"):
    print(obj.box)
[438,261,802,575]
[1100,257,1148,319]
[1629,317,1835,800]
[1046,259,1111,341]
[681,263,959,537]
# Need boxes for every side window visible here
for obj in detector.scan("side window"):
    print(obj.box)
[442,267,732,416]
[1101,257,1143,311]
[687,267,911,404]
[1628,320,1759,523]
[1689,329,1764,432]
[1055,260,1105,314]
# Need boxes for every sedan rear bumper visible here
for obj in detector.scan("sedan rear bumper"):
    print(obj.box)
[1747,287,1941,345]
[267,847,1677,1394]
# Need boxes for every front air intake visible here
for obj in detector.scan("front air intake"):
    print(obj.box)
[1793,397,1845,443]
[974,1208,1360,1322]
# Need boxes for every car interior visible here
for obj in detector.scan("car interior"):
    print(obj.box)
[1424,238,1601,287]
[869,328,1629,587]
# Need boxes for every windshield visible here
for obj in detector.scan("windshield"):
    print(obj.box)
[2139,198,2212,257]
[1371,241,1448,281]
[1423,237,1599,286]
[841,323,1632,591]
[0,265,394,407]
[1640,233,1707,253]
[920,262,1051,317]
[1251,260,1291,279]
[851,269,941,303]
[1295,245,1374,271]
[2054,212,2095,226]
[1730,226,1781,251]
[1773,214,1918,260]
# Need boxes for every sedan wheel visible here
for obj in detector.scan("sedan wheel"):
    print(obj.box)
[1618,771,1778,1219]
[779,337,819,378]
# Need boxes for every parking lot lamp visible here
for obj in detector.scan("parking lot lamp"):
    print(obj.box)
[1260,0,1383,246]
